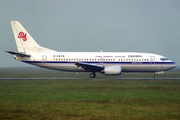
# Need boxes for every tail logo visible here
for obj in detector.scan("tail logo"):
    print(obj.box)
[18,32,27,41]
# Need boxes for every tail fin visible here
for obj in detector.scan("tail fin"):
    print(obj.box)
[10,21,55,53]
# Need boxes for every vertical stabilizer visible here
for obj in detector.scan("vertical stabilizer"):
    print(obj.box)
[10,21,55,53]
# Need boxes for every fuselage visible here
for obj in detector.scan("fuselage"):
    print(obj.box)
[15,52,176,73]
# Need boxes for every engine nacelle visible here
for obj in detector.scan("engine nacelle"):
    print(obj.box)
[103,66,122,76]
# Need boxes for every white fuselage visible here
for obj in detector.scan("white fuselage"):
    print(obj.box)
[15,52,176,73]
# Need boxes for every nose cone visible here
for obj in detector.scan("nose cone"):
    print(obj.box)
[170,61,176,69]
[162,60,176,71]
[172,62,176,68]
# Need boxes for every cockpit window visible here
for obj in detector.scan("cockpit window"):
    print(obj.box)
[160,57,169,61]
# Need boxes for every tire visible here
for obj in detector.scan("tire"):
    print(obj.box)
[90,73,96,78]
[154,74,158,78]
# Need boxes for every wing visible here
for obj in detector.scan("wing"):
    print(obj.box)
[75,62,104,72]
[6,51,31,57]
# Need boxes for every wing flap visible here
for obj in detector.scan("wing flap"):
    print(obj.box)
[75,62,104,71]
[6,51,31,57]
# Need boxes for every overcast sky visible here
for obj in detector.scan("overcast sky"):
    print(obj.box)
[1,0,180,67]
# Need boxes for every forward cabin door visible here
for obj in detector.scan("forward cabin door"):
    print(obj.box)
[150,56,155,65]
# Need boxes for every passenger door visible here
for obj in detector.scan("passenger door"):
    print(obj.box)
[42,55,47,64]
[150,56,155,65]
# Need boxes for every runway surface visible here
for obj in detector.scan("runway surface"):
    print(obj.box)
[0,78,180,80]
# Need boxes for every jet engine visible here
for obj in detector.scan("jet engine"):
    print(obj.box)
[103,66,122,75]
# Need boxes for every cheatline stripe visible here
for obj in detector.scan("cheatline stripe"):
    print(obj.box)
[23,61,175,65]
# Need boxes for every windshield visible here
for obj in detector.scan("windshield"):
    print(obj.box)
[160,57,169,61]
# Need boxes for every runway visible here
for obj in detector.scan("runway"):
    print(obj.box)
[0,78,180,80]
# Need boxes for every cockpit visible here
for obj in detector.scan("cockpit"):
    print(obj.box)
[160,57,169,61]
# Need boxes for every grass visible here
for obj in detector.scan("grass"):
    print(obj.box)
[0,67,180,78]
[0,67,180,119]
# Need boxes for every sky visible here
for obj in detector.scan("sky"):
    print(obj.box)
[0,0,180,67]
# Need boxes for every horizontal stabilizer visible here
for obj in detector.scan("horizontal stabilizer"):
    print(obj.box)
[6,51,31,57]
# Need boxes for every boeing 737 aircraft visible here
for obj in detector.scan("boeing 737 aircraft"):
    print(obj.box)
[6,21,176,78]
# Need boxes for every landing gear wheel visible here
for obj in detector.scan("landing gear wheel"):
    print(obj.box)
[154,74,158,78]
[90,73,96,78]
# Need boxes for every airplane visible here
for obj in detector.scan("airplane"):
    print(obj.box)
[6,21,176,78]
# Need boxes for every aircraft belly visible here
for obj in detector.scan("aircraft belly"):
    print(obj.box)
[119,64,163,72]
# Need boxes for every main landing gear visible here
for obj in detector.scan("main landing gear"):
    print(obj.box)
[154,74,158,78]
[90,72,96,78]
